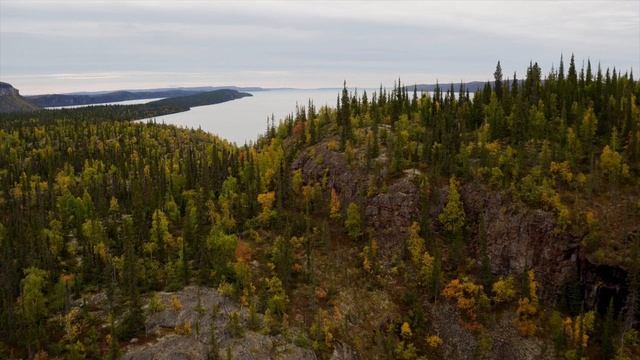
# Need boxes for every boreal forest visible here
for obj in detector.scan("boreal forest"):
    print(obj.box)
[1,56,639,359]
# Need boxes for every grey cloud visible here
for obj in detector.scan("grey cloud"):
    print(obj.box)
[1,0,638,94]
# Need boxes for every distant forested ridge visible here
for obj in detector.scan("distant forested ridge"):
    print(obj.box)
[0,89,251,122]
[26,86,259,108]
[150,89,252,108]
[0,55,639,359]
[27,89,204,108]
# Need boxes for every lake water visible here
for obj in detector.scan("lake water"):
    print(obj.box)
[139,89,341,144]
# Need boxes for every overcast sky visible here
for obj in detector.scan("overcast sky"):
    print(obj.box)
[1,0,638,94]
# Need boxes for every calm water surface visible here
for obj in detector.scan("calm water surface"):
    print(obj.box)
[140,89,341,144]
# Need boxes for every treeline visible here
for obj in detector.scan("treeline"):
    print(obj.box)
[0,119,264,357]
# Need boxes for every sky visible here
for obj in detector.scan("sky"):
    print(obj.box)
[0,0,639,95]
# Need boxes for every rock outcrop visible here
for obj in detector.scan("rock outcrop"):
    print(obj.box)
[123,286,316,360]
[292,141,421,256]
[427,296,552,359]
[364,172,421,256]
[330,342,357,360]
[292,140,579,297]
[0,82,19,96]
[0,82,40,113]
[292,139,367,205]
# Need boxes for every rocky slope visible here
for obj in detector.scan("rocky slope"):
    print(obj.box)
[290,135,639,358]
[122,286,316,360]
[293,139,574,292]
[294,136,637,309]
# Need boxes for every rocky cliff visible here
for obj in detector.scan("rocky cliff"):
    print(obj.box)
[292,140,420,257]
[459,183,579,302]
[293,139,575,292]
[0,82,19,96]
[0,82,40,113]
[292,137,633,323]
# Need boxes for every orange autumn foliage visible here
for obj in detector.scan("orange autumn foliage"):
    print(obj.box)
[442,278,488,330]
[235,240,252,263]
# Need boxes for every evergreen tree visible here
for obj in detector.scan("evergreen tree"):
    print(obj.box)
[345,202,363,240]
[438,177,466,266]
[568,53,578,104]
[600,298,616,360]
[340,81,352,150]
[119,216,145,339]
[494,61,504,99]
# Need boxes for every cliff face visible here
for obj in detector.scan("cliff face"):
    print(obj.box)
[0,82,40,113]
[292,139,575,292]
[460,184,636,319]
[459,183,579,302]
[365,173,421,255]
[292,137,632,315]
[292,140,420,256]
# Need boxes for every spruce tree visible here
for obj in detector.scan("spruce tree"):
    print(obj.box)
[119,216,145,339]
[600,298,616,360]
[340,81,352,150]
[586,59,593,85]
[558,54,565,82]
[568,53,578,104]
[511,72,519,99]
[494,61,504,99]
